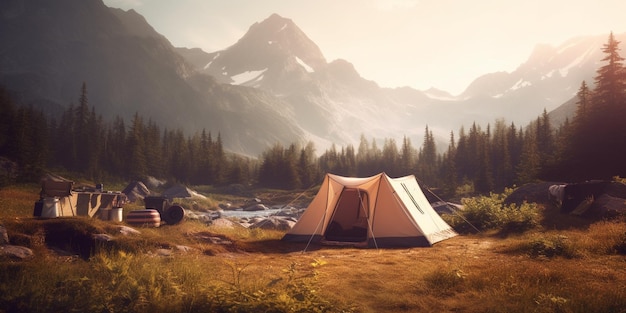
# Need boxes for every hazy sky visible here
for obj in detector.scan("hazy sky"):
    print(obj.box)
[103,0,626,95]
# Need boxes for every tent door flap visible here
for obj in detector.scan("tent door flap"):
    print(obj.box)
[324,188,369,242]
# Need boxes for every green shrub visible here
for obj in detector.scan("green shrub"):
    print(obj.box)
[455,182,475,198]
[499,202,541,234]
[443,188,540,234]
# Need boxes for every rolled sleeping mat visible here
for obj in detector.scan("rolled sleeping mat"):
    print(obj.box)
[126,209,161,227]
[162,205,185,225]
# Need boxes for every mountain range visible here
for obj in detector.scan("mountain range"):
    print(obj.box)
[0,0,619,156]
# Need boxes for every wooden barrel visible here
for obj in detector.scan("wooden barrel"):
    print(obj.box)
[126,209,161,227]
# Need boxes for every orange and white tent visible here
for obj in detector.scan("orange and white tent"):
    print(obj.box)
[282,173,457,247]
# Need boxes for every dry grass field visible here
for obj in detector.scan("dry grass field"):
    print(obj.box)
[1,184,625,312]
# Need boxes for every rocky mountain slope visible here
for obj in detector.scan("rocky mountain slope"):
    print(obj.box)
[1,0,619,156]
[0,0,307,155]
[180,12,619,148]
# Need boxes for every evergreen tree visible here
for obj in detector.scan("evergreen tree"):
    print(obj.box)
[575,81,592,122]
[593,32,626,110]
[535,109,554,172]
[440,131,458,197]
[382,138,399,176]
[399,136,416,175]
[342,144,357,176]
[14,107,48,180]
[368,139,383,175]
[593,32,626,177]
[56,103,77,170]
[75,82,91,172]
[103,116,127,175]
[185,132,201,183]
[547,117,572,178]
[516,129,540,184]
[318,143,337,175]
[142,120,163,179]
[259,142,279,188]
[225,154,252,185]
[565,32,626,179]
[475,124,493,193]
[212,133,226,185]
[167,129,188,182]
[491,119,513,191]
[356,135,376,176]
[465,123,482,183]
[417,126,437,184]
[284,143,302,189]
[298,141,318,188]
[563,81,594,178]
[0,87,17,158]
[454,126,469,184]
[196,129,212,185]
[127,113,148,180]
[86,107,104,180]
[259,143,287,189]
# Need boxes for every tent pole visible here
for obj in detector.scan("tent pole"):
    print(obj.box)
[415,178,481,234]
[302,181,330,253]
[358,189,378,249]
[302,212,326,253]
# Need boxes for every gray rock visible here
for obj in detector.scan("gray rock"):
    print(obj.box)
[243,203,269,211]
[0,224,8,245]
[185,210,218,224]
[250,217,265,223]
[175,245,194,252]
[118,225,141,236]
[211,218,245,229]
[156,248,172,256]
[93,233,114,242]
[249,217,295,231]
[0,245,34,259]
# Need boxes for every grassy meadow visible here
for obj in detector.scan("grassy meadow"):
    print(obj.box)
[1,184,625,313]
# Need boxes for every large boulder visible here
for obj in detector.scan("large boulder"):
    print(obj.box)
[144,176,166,189]
[211,218,245,229]
[505,182,565,206]
[605,181,626,198]
[185,210,218,224]
[0,245,34,260]
[590,194,626,218]
[243,203,269,211]
[121,181,151,203]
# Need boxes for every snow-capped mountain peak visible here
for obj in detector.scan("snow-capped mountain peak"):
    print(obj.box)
[197,13,327,90]
[457,33,620,124]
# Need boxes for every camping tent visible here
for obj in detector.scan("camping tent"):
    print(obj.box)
[282,173,457,247]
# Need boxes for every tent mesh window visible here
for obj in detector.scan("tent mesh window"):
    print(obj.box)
[401,182,424,214]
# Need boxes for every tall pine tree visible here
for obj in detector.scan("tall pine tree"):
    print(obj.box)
[567,32,626,179]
